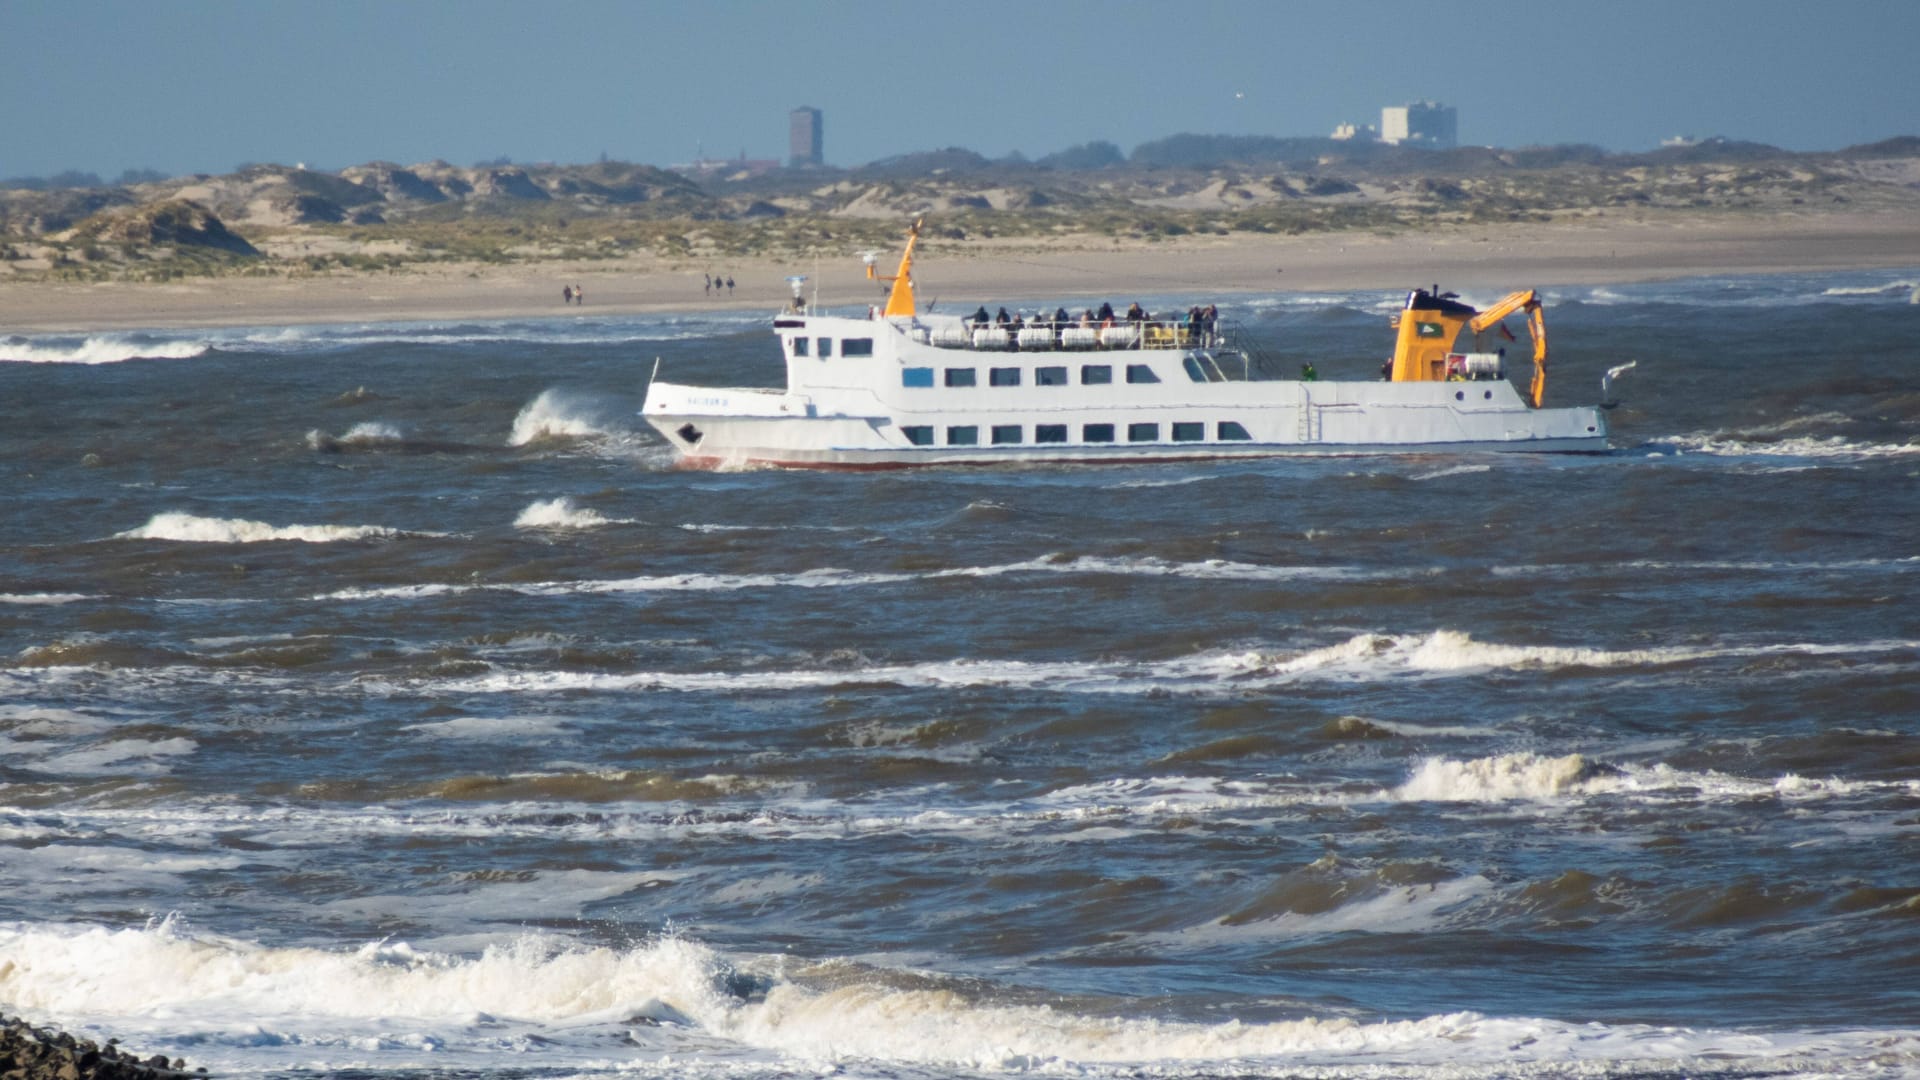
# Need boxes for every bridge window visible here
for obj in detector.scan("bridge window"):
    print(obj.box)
[1035,424,1068,444]
[1126,363,1160,384]
[1172,422,1204,442]
[945,368,976,387]
[901,367,934,388]
[816,337,833,358]
[1081,364,1112,385]
[842,338,874,357]
[947,425,979,446]
[991,424,1022,445]
[1082,423,1115,443]
[1036,366,1068,386]
[1182,356,1208,382]
[791,337,809,357]
[1128,422,1159,442]
[989,367,1021,387]
[901,425,934,446]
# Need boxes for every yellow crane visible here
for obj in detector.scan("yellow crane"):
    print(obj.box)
[1388,287,1551,407]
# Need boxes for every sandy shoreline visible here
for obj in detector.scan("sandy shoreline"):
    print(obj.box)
[4,211,1917,334]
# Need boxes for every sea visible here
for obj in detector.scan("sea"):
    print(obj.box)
[2,268,1919,1080]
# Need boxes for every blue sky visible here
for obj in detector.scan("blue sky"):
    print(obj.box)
[5,0,1917,179]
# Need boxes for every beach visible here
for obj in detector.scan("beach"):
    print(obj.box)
[4,209,1916,333]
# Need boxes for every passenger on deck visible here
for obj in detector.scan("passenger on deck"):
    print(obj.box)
[1079,310,1095,327]
[1054,307,1070,324]
[1125,301,1145,323]
[969,305,990,325]
[995,307,1011,325]
[1097,301,1114,323]
[1203,304,1219,344]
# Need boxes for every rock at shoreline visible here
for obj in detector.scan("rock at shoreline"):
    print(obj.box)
[0,1015,201,1080]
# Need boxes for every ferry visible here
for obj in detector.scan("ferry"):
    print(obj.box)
[642,220,1610,468]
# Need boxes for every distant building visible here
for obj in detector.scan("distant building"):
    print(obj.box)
[789,107,823,168]
[1380,102,1457,148]
[1660,135,1700,148]
[1330,122,1378,142]
[670,150,782,179]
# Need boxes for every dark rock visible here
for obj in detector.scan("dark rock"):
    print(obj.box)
[0,1014,193,1080]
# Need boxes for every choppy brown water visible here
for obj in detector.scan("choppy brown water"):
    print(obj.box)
[2,271,1918,1078]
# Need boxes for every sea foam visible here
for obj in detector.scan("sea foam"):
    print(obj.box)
[115,512,411,544]
[0,336,208,365]
[1,919,1909,1075]
[507,390,617,446]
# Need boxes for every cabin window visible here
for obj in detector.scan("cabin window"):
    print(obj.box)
[945,368,976,387]
[1172,422,1205,442]
[901,425,934,446]
[816,337,834,358]
[842,338,874,357]
[791,337,809,357]
[1218,421,1252,441]
[1035,424,1068,444]
[1036,366,1068,386]
[991,424,1022,445]
[1128,422,1159,442]
[1126,363,1160,384]
[1081,364,1112,385]
[1082,423,1115,443]
[947,425,979,446]
[989,367,1021,387]
[902,367,934,388]
[1182,356,1208,382]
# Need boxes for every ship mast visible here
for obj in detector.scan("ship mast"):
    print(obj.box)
[866,217,922,317]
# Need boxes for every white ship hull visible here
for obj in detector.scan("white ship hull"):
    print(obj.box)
[643,313,1607,470]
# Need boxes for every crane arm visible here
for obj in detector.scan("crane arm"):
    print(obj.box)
[1469,289,1549,408]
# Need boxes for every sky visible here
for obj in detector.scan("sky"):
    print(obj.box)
[5,0,1918,181]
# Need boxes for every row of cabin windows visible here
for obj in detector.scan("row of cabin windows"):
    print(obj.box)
[791,337,875,358]
[907,363,1161,389]
[900,421,1253,447]
[795,340,1225,386]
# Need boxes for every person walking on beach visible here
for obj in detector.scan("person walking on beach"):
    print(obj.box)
[562,285,573,305]
[705,273,712,297]
[573,284,584,305]
[726,275,735,296]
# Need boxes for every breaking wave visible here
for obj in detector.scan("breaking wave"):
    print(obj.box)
[513,497,632,529]
[508,389,618,446]
[0,919,1907,1075]
[1652,432,1920,460]
[0,336,209,365]
[114,512,418,544]
[304,421,403,451]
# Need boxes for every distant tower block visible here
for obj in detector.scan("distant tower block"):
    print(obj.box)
[1380,101,1457,148]
[789,106,823,167]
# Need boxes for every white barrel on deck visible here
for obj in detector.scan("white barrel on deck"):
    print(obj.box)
[1098,323,1139,348]
[931,324,972,348]
[972,326,1012,349]
[1059,326,1098,349]
[1016,327,1056,350]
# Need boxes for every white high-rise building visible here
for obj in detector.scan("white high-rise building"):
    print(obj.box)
[1380,102,1457,148]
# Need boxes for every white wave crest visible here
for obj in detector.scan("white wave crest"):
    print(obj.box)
[508,390,614,446]
[305,421,403,451]
[513,497,621,529]
[0,336,208,365]
[2,920,1909,1075]
[1657,433,1920,461]
[1392,752,1604,802]
[115,512,410,544]
[1821,279,1918,297]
